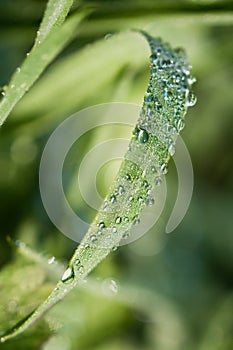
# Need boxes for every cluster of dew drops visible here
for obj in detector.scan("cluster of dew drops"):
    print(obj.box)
[61,35,197,285]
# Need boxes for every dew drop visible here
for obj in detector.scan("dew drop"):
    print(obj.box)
[48,256,55,265]
[151,165,157,173]
[112,227,117,233]
[103,278,119,294]
[61,267,74,283]
[150,53,158,64]
[144,92,153,103]
[115,216,122,224]
[146,196,155,206]
[98,221,105,229]
[155,176,162,186]
[122,232,129,239]
[186,91,197,106]
[125,173,131,181]
[167,125,177,134]
[104,33,112,40]
[16,67,21,73]
[176,118,185,131]
[188,76,197,85]
[168,144,175,156]
[133,215,140,225]
[78,265,84,274]
[160,163,168,174]
[90,234,97,242]
[74,259,81,266]
[110,194,117,203]
[118,185,125,195]
[109,279,118,293]
[124,217,129,223]
[164,89,172,101]
[143,180,149,188]
[155,103,162,112]
[138,129,149,143]
[138,196,144,204]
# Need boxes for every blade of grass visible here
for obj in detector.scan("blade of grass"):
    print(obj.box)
[0,6,90,127]
[35,0,74,46]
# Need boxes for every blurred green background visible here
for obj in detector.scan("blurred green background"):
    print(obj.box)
[0,0,233,349]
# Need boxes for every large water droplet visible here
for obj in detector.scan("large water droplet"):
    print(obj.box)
[138,129,149,143]
[61,267,74,283]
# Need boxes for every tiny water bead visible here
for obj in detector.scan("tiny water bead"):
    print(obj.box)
[160,163,168,174]
[90,234,97,242]
[110,194,117,203]
[118,185,125,195]
[168,144,176,156]
[133,215,141,225]
[77,265,84,274]
[122,232,129,239]
[155,176,162,186]
[186,91,197,106]
[151,165,157,173]
[144,92,153,103]
[125,173,131,181]
[146,196,155,206]
[74,259,81,266]
[138,196,144,204]
[97,221,105,229]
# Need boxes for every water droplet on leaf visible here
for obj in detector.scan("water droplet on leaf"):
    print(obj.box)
[62,267,74,283]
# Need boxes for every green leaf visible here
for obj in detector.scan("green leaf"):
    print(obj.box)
[0,31,197,342]
[0,8,89,127]
[35,0,74,46]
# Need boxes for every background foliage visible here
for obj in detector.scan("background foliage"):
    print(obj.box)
[0,0,232,349]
